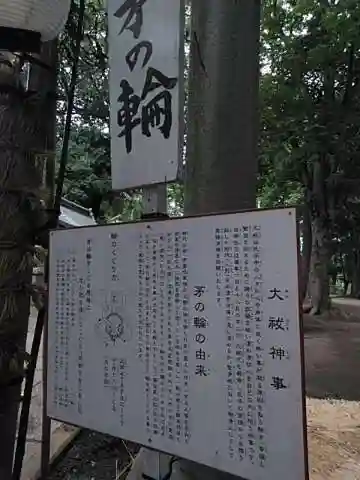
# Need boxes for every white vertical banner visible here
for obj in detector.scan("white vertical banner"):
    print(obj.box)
[108,0,185,191]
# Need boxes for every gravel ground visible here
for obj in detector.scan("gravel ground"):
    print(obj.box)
[48,430,139,480]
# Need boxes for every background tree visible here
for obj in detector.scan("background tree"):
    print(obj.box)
[260,0,360,313]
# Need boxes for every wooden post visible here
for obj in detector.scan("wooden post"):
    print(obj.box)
[182,1,261,479]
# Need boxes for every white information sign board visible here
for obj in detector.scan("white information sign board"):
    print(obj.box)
[47,208,308,480]
[108,0,184,191]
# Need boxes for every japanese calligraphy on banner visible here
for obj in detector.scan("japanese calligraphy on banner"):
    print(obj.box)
[47,208,308,480]
[108,0,184,190]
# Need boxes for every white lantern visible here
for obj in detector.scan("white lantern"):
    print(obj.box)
[0,0,72,52]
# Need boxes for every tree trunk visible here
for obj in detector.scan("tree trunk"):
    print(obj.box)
[308,216,330,314]
[342,253,351,296]
[0,56,45,479]
[300,204,312,306]
[350,251,360,298]
[307,156,331,315]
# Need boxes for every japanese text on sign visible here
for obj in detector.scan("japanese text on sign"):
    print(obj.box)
[48,208,307,480]
[108,0,184,190]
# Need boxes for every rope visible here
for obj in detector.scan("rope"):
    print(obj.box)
[12,0,86,478]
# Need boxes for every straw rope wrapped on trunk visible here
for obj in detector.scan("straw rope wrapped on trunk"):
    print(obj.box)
[0,53,46,479]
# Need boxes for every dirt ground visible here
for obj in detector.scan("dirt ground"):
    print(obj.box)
[305,307,360,479]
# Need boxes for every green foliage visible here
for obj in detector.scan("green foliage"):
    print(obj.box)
[58,0,112,220]
[258,0,360,300]
[168,184,184,216]
[260,0,360,198]
[60,126,112,219]
[260,0,360,215]
[58,0,188,221]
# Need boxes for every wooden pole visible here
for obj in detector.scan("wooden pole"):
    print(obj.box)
[185,0,260,216]
[182,1,261,478]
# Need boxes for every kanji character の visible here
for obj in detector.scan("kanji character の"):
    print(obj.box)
[194,302,205,312]
[125,40,152,71]
[195,333,206,344]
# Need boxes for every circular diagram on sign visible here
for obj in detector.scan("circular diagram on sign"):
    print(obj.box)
[95,291,132,347]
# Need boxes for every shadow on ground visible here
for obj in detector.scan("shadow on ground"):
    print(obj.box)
[304,310,360,401]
